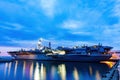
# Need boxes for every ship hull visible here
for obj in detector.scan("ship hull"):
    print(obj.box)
[9,53,112,62]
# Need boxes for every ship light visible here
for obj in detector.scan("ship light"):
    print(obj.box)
[88,53,90,55]
[52,50,65,55]
[100,61,115,68]
[58,51,65,55]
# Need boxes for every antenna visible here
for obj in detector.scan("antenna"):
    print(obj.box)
[49,42,51,49]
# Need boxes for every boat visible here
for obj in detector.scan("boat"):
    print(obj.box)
[8,39,112,62]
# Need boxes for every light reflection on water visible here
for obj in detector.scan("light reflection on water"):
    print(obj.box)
[73,67,79,80]
[0,61,115,80]
[58,64,66,80]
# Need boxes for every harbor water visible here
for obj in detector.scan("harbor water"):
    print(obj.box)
[0,60,115,80]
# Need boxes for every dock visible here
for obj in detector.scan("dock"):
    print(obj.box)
[102,60,120,80]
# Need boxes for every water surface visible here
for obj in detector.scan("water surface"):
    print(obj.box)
[0,60,115,80]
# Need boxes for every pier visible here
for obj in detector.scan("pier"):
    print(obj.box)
[102,60,120,80]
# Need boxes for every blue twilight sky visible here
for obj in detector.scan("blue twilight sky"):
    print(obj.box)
[0,0,120,50]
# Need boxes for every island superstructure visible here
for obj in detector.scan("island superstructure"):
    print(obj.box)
[8,39,112,61]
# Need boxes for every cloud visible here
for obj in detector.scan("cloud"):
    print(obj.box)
[102,23,120,39]
[0,0,120,50]
[113,0,120,17]
[40,0,57,18]
[0,37,55,48]
[72,31,91,35]
[61,19,84,30]
[0,21,23,30]
[0,46,23,52]
[4,37,37,48]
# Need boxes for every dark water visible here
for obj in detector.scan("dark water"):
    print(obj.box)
[0,60,114,80]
